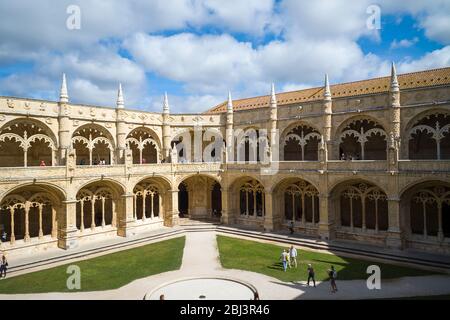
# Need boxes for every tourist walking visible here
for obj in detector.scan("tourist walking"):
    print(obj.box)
[328,265,338,293]
[307,264,316,287]
[280,249,289,272]
[289,246,297,268]
[0,254,8,278]
[289,220,294,234]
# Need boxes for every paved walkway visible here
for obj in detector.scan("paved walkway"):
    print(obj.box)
[1,231,450,300]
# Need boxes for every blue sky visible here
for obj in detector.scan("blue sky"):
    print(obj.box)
[0,0,449,113]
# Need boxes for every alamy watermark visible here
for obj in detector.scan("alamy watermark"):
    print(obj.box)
[366,265,381,290]
[66,265,81,290]
[66,5,81,30]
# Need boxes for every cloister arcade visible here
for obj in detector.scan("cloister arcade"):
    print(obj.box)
[75,181,122,232]
[0,66,449,255]
[335,181,389,233]
[337,118,387,160]
[401,181,450,243]
[72,124,115,165]
[408,112,450,160]
[126,127,160,164]
[177,175,222,219]
[0,184,62,245]
[171,129,225,163]
[282,124,321,161]
[0,119,56,167]
[132,177,171,223]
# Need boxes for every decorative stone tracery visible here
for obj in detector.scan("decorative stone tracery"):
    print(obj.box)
[239,180,265,217]
[284,180,319,225]
[338,119,387,160]
[408,113,450,160]
[339,182,388,232]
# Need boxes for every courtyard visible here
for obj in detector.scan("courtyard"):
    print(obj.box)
[1,225,450,300]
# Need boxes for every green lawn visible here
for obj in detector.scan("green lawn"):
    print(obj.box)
[217,235,435,282]
[0,236,185,294]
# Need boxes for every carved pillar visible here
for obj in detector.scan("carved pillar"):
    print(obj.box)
[38,204,44,239]
[10,207,15,245]
[58,200,79,250]
[111,199,117,228]
[51,205,57,238]
[263,190,280,231]
[117,193,136,237]
[165,189,180,227]
[101,197,106,228]
[24,203,30,242]
[116,109,127,164]
[90,197,95,230]
[386,197,404,249]
[318,193,335,240]
[221,188,232,224]
[80,200,85,232]
[58,103,71,165]
[162,114,172,162]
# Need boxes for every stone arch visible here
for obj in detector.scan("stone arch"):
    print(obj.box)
[176,174,222,219]
[335,116,387,160]
[234,127,268,163]
[126,127,161,164]
[330,179,389,234]
[280,122,322,161]
[272,177,320,232]
[228,176,265,222]
[405,109,450,160]
[0,184,65,245]
[72,123,116,165]
[170,127,225,163]
[0,118,58,167]
[75,179,124,232]
[400,180,450,243]
[132,176,172,222]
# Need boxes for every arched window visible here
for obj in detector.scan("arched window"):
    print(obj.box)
[410,185,450,240]
[283,125,320,161]
[338,119,387,160]
[239,180,265,217]
[235,129,268,163]
[0,120,56,167]
[284,180,319,225]
[0,189,58,245]
[72,126,114,165]
[340,183,388,232]
[408,113,450,160]
[133,184,161,221]
[126,128,160,164]
[76,185,116,231]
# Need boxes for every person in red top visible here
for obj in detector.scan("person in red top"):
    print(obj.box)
[40,160,46,167]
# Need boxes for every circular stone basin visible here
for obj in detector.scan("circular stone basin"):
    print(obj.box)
[144,277,257,300]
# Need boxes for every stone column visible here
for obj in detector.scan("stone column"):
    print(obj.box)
[165,189,180,227]
[9,207,15,245]
[58,104,71,165]
[24,203,30,242]
[264,190,280,231]
[386,197,404,249]
[51,205,58,238]
[117,193,136,237]
[162,114,172,162]
[38,205,44,239]
[221,188,232,224]
[116,109,127,165]
[58,200,79,250]
[318,193,335,241]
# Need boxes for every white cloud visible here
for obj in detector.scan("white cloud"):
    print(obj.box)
[0,0,450,113]
[398,46,450,73]
[390,37,419,50]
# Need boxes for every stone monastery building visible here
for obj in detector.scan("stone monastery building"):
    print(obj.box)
[0,64,449,255]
